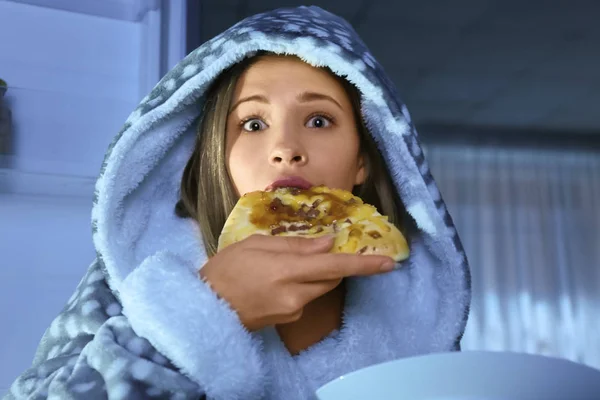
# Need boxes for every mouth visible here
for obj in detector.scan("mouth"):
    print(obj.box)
[265,176,313,191]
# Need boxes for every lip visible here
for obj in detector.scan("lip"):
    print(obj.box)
[265,176,313,191]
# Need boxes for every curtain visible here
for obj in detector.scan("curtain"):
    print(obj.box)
[425,144,600,370]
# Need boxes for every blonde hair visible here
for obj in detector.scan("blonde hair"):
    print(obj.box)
[176,53,406,257]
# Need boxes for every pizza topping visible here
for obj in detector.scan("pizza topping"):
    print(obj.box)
[296,204,320,220]
[349,228,363,238]
[368,230,382,239]
[288,224,311,232]
[269,197,296,217]
[269,198,281,211]
[306,208,320,219]
[271,226,287,235]
[252,187,359,229]
[296,206,308,219]
[357,246,368,254]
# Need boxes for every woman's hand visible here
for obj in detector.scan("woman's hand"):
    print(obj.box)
[198,234,395,331]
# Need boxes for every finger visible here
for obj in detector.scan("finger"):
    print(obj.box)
[243,234,336,254]
[290,253,396,282]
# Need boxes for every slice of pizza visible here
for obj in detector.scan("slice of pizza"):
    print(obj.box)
[218,185,410,262]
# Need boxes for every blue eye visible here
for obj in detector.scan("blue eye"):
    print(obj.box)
[242,118,267,132]
[306,115,332,128]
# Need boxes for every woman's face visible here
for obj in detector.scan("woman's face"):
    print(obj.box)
[225,55,365,196]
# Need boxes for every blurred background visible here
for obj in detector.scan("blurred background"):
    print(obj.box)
[0,0,599,393]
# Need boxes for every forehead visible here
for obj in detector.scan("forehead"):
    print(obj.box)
[236,55,349,97]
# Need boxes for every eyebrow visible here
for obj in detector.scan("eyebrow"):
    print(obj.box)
[229,91,343,113]
[230,95,269,113]
[296,91,343,110]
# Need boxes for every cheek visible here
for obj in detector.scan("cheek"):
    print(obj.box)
[310,133,362,183]
[226,138,264,194]
[227,145,246,176]
[325,132,360,164]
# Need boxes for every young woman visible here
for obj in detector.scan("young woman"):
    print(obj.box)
[4,6,470,400]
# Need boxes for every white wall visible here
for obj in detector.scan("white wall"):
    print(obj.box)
[0,1,159,394]
[0,0,142,177]
[0,192,95,394]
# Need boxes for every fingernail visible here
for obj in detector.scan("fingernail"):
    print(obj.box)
[380,260,396,272]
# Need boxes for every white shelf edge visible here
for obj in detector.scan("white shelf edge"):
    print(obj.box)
[0,168,96,199]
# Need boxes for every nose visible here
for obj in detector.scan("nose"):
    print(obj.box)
[269,142,308,166]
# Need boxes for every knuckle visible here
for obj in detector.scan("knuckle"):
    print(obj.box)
[270,254,294,279]
[271,268,289,285]
[276,253,303,277]
[281,293,303,313]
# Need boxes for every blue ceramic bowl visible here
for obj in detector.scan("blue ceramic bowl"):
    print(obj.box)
[316,351,600,400]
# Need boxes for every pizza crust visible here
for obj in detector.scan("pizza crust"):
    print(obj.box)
[218,186,410,262]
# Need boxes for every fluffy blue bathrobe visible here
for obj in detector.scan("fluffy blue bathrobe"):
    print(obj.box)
[4,6,471,400]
